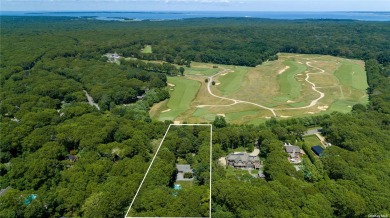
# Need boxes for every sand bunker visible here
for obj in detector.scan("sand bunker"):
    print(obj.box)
[215,82,221,86]
[317,105,329,111]
[220,73,227,76]
[174,121,181,124]
[307,112,315,114]
[278,66,290,75]
[217,113,225,117]
[280,115,291,118]
[287,100,295,103]
[167,83,175,87]
[161,109,171,113]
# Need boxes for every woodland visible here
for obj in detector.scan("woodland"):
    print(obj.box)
[0,16,389,217]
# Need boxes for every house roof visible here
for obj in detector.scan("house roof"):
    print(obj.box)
[311,146,324,156]
[176,164,193,173]
[285,146,301,153]
[226,152,259,163]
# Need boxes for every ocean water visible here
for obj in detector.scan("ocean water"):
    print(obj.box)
[1,11,389,21]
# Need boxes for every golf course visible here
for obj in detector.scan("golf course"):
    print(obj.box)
[150,53,368,124]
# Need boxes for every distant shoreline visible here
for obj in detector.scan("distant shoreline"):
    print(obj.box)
[1,11,389,21]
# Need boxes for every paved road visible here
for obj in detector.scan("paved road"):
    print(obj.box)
[84,90,100,111]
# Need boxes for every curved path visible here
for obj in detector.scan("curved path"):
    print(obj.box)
[195,60,327,116]
[197,69,277,116]
[277,61,325,110]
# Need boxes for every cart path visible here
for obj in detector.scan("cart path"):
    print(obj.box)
[277,61,325,110]
[197,69,277,116]
[196,60,327,116]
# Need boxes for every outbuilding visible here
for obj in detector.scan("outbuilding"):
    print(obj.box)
[311,145,324,156]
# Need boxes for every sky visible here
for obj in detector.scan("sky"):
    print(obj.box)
[1,0,389,12]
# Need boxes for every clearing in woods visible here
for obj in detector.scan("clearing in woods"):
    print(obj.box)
[150,53,368,124]
[141,45,153,54]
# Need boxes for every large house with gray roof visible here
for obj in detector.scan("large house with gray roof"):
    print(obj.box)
[226,152,261,169]
[284,143,303,163]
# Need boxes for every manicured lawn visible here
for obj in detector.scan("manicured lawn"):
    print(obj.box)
[274,60,307,102]
[334,60,368,91]
[158,76,200,121]
[184,67,219,76]
[225,166,251,178]
[141,45,152,53]
[175,181,193,189]
[151,53,369,124]
[225,110,260,123]
[303,135,322,147]
[217,67,247,96]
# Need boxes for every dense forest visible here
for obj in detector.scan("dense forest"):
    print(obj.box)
[0,16,389,217]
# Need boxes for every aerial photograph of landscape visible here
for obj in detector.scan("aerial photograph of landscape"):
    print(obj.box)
[0,0,389,217]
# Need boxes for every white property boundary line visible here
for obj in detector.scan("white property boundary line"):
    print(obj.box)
[125,124,213,218]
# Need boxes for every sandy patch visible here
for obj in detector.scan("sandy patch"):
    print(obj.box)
[170,88,174,91]
[278,66,290,75]
[307,112,315,114]
[287,100,295,103]
[347,105,352,108]
[265,116,271,119]
[174,121,181,124]
[249,148,260,156]
[219,157,226,166]
[161,109,171,113]
[220,73,227,76]
[167,83,175,87]
[215,82,221,86]
[217,113,225,117]
[297,61,303,64]
[317,105,329,111]
[280,115,291,118]
[297,74,303,76]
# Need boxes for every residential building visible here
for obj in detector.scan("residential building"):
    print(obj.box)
[284,143,303,163]
[226,152,261,169]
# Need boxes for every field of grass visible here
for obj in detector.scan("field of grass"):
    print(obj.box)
[303,135,322,147]
[141,45,152,54]
[273,61,307,102]
[174,181,193,189]
[150,53,368,124]
[182,62,220,76]
[216,67,248,95]
[158,76,200,121]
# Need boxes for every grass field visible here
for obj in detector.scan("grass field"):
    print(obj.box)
[303,135,322,147]
[157,76,201,121]
[141,45,152,54]
[150,53,368,124]
[274,61,307,102]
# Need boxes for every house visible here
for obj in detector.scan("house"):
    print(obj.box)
[226,152,261,169]
[284,143,303,163]
[176,164,194,181]
[311,145,324,156]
